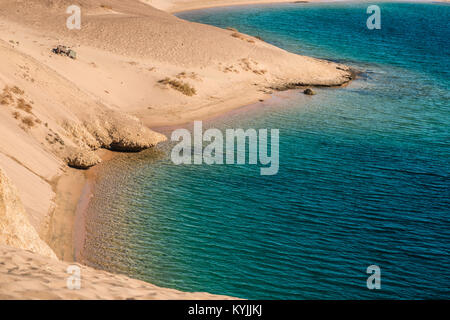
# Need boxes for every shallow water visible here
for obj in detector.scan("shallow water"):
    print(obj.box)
[82,2,450,299]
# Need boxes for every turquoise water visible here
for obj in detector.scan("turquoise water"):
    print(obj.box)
[82,2,450,299]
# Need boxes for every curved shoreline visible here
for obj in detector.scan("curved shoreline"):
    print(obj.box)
[58,0,356,294]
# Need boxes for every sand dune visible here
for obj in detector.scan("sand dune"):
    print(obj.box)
[0,0,353,299]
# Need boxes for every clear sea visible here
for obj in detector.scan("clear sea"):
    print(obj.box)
[81,2,450,299]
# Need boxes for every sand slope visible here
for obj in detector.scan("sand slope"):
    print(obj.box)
[0,169,57,259]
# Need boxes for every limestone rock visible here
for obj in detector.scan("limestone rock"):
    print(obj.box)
[303,88,315,95]
[66,148,101,169]
[84,111,167,152]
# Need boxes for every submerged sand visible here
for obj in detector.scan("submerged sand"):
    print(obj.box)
[0,0,354,299]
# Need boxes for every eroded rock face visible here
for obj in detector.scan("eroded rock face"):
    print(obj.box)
[0,168,57,259]
[61,111,167,168]
[66,148,101,169]
[82,111,167,152]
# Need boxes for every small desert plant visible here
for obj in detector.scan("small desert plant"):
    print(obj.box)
[16,98,33,113]
[1,97,9,105]
[12,111,20,119]
[11,86,24,95]
[231,32,243,39]
[176,71,199,80]
[158,78,196,96]
[21,116,35,128]
[1,86,13,105]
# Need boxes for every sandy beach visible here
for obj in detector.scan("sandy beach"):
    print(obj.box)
[0,0,356,299]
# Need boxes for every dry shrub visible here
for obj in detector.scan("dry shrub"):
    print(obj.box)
[16,98,33,113]
[0,97,9,105]
[158,78,196,96]
[253,69,267,75]
[231,32,243,39]
[100,4,113,10]
[11,86,24,95]
[176,71,199,81]
[12,111,20,119]
[21,116,35,128]
[1,86,13,105]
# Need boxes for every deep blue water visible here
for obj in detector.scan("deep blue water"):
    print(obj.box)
[82,2,450,299]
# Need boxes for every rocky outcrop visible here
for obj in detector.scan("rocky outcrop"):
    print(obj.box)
[83,111,167,152]
[61,111,167,156]
[66,148,101,169]
[303,88,315,95]
[0,168,57,259]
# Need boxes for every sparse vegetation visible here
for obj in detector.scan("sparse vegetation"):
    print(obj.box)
[176,71,200,81]
[21,116,35,128]
[158,78,196,96]
[100,4,113,10]
[231,32,256,44]
[2,86,40,129]
[11,86,24,95]
[12,111,20,119]
[231,32,243,39]
[16,98,33,113]
[1,86,14,105]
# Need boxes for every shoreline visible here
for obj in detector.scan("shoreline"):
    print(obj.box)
[46,149,121,262]
[49,0,358,285]
[72,82,354,274]
[148,0,448,14]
